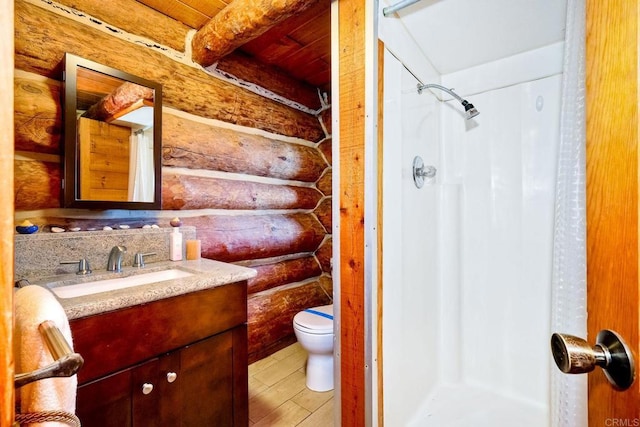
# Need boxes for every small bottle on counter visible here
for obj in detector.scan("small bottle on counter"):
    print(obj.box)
[169,226,183,261]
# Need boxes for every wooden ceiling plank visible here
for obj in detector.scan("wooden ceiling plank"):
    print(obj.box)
[177,0,229,19]
[56,0,191,52]
[287,9,331,45]
[306,69,331,90]
[287,57,330,85]
[136,0,211,29]
[192,0,323,67]
[241,0,330,52]
[275,36,331,70]
[246,37,306,65]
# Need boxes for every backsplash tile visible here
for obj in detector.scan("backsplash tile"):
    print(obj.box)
[15,227,196,280]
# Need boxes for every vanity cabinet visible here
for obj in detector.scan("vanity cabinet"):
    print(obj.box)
[70,281,248,427]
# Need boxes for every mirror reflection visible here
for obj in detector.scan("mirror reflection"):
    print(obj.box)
[63,54,162,209]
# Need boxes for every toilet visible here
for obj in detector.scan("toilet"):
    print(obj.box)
[293,304,334,392]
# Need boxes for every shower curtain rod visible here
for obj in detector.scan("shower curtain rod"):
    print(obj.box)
[383,0,422,17]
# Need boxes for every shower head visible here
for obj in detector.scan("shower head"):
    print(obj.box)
[417,83,479,120]
[461,100,479,120]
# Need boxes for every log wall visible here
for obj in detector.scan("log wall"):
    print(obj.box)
[13,0,332,363]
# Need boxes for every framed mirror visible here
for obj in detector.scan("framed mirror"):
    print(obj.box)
[62,53,162,209]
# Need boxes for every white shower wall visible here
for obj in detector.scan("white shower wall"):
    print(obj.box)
[447,74,560,397]
[381,29,563,425]
[382,48,441,426]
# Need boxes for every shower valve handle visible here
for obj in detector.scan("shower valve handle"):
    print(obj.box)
[415,165,437,179]
[550,330,635,390]
[412,156,436,188]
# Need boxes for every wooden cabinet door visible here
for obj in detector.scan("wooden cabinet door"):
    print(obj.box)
[156,351,182,425]
[76,368,133,427]
[179,332,235,426]
[131,358,162,427]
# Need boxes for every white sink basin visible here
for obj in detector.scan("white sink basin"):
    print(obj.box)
[49,268,194,299]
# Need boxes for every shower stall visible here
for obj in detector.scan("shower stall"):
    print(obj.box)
[377,1,585,425]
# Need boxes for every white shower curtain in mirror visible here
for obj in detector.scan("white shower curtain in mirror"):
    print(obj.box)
[550,0,587,425]
[128,129,154,202]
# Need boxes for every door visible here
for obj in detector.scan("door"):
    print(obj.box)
[78,117,131,201]
[586,0,640,423]
[77,368,134,427]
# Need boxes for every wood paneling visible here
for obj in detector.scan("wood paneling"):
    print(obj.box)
[187,213,326,262]
[338,0,367,424]
[14,160,61,210]
[13,0,333,375]
[15,1,324,142]
[586,0,640,422]
[315,236,332,274]
[216,52,322,110]
[162,113,327,181]
[240,0,331,92]
[314,197,332,232]
[78,118,131,201]
[14,75,61,154]
[191,0,322,67]
[0,0,13,423]
[247,276,332,360]
[319,138,332,165]
[162,173,322,210]
[137,0,229,29]
[247,257,322,295]
[54,0,325,111]
[316,169,332,196]
[58,0,191,52]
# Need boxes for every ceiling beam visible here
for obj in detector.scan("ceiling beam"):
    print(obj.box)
[191,0,321,68]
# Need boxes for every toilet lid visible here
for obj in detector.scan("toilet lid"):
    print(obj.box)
[294,304,333,334]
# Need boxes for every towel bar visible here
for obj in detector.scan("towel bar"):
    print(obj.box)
[14,320,84,388]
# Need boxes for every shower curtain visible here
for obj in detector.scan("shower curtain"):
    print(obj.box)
[550,0,587,425]
[128,129,154,202]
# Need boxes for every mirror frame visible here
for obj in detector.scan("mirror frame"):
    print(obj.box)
[62,53,162,209]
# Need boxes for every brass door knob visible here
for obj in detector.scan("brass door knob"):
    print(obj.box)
[551,329,635,390]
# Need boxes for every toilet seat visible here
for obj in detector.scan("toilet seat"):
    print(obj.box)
[293,304,333,335]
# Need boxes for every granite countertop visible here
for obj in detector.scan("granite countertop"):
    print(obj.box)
[30,258,257,320]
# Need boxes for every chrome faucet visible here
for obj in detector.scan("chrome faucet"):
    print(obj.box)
[107,245,127,272]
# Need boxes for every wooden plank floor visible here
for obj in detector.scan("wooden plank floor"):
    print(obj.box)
[248,342,334,426]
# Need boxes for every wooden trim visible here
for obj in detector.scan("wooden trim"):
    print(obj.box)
[0,0,14,424]
[376,38,385,427]
[586,0,640,422]
[0,0,14,427]
[192,0,321,67]
[338,0,366,424]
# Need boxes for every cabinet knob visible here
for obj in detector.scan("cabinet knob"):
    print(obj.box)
[166,372,177,383]
[141,383,154,395]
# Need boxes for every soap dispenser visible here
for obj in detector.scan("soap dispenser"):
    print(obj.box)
[169,219,183,261]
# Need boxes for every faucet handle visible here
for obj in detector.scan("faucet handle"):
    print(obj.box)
[60,258,92,275]
[133,252,156,268]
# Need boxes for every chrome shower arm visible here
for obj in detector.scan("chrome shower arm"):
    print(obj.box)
[417,83,464,103]
[417,83,480,120]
